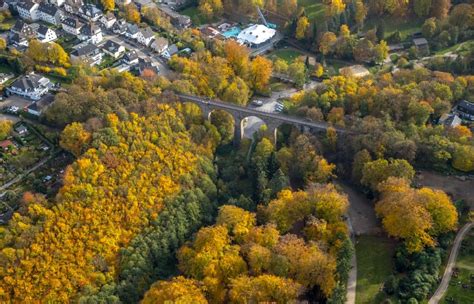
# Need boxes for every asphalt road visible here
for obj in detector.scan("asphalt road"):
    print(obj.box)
[428,222,474,304]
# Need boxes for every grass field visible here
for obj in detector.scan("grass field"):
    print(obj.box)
[356,236,396,304]
[436,40,474,56]
[364,17,423,40]
[298,0,325,22]
[269,48,304,63]
[180,6,207,26]
[442,230,474,304]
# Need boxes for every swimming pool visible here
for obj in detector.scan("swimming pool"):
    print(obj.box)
[222,26,242,38]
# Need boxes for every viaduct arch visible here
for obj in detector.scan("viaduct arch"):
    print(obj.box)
[178,94,347,145]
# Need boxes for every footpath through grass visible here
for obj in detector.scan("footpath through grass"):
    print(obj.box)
[356,235,395,304]
[441,229,474,304]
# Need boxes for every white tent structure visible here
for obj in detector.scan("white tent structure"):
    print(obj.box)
[237,24,276,48]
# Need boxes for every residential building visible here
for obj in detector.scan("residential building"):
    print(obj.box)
[122,50,139,65]
[134,0,156,11]
[49,0,65,7]
[137,27,155,46]
[79,3,103,22]
[151,36,168,54]
[79,22,103,44]
[134,58,159,76]
[0,140,14,151]
[166,0,190,9]
[201,26,220,39]
[0,73,14,85]
[134,58,160,76]
[26,94,54,116]
[11,20,35,37]
[70,43,103,66]
[9,33,29,48]
[62,17,84,35]
[6,73,52,100]
[158,6,190,29]
[112,19,127,35]
[102,40,125,58]
[439,113,462,128]
[115,0,131,5]
[38,2,62,25]
[162,43,178,60]
[64,0,82,14]
[14,124,28,135]
[125,23,140,39]
[17,0,39,21]
[37,25,57,42]
[456,100,474,121]
[100,12,116,29]
[413,38,429,56]
[237,24,276,48]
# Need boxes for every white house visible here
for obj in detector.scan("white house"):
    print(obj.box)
[7,73,52,100]
[70,43,103,66]
[122,50,139,65]
[17,0,40,21]
[100,12,116,29]
[62,17,84,35]
[136,27,155,46]
[37,26,57,43]
[37,25,57,43]
[26,94,54,116]
[38,3,62,26]
[151,37,168,54]
[162,44,178,60]
[112,19,127,35]
[9,33,29,47]
[102,40,125,58]
[78,3,103,22]
[79,22,103,44]
[64,0,82,14]
[10,20,35,37]
[49,0,65,7]
[125,23,140,39]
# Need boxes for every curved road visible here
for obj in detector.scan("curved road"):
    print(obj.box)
[428,222,474,304]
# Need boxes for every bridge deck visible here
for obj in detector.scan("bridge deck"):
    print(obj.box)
[178,94,347,133]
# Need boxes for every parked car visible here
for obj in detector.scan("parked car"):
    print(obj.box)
[251,100,263,107]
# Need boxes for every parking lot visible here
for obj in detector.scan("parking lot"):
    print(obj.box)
[0,95,32,111]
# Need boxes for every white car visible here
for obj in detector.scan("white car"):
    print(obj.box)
[251,100,263,107]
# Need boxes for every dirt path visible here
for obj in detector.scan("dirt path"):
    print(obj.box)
[337,181,381,236]
[428,222,474,304]
[416,171,474,209]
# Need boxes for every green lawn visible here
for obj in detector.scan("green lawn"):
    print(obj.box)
[298,0,325,22]
[356,236,396,304]
[441,230,474,304]
[436,40,474,56]
[269,48,304,63]
[180,6,208,26]
[364,17,423,41]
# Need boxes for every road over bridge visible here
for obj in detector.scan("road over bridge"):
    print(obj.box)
[177,94,347,144]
